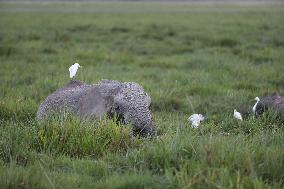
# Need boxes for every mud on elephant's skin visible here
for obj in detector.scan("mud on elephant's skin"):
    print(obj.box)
[37,80,156,137]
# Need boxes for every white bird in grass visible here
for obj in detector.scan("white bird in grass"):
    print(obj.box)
[234,109,243,121]
[252,97,260,115]
[188,114,205,128]
[69,63,81,79]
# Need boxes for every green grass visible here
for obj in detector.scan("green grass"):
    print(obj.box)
[0,2,284,189]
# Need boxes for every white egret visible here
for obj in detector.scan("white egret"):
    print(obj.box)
[252,97,260,115]
[188,114,205,128]
[234,109,243,121]
[69,63,81,79]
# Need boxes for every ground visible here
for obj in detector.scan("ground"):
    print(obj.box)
[0,2,284,189]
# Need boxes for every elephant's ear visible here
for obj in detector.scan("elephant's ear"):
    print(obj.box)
[79,86,108,118]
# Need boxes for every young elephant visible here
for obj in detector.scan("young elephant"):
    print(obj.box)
[37,80,156,137]
[255,93,284,120]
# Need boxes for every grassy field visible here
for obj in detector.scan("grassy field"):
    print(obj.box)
[0,2,284,189]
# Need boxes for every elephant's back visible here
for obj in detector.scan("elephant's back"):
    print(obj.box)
[37,81,90,121]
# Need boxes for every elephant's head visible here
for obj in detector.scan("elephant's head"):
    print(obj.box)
[104,81,156,137]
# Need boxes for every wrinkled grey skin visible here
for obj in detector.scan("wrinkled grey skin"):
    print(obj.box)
[255,93,284,120]
[37,80,156,137]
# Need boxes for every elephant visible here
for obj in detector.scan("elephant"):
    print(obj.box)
[255,93,284,120]
[37,80,156,137]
